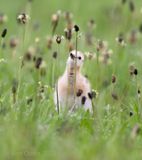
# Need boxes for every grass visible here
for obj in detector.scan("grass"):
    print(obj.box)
[0,0,142,159]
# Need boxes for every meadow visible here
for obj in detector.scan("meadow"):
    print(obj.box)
[0,0,142,159]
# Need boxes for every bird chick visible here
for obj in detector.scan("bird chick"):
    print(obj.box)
[54,50,93,113]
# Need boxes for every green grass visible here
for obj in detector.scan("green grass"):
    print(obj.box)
[0,0,142,159]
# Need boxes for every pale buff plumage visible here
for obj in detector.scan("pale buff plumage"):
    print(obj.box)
[54,50,93,113]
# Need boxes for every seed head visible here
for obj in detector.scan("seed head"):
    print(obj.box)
[138,89,141,94]
[64,28,72,41]
[52,51,58,59]
[111,92,118,100]
[112,74,116,83]
[12,79,18,94]
[56,35,62,44]
[35,57,42,69]
[116,33,126,46]
[133,68,138,75]
[122,0,127,4]
[87,19,95,28]
[1,28,7,38]
[88,90,97,99]
[17,13,30,24]
[139,23,142,33]
[27,98,33,105]
[74,25,79,32]
[129,1,135,12]
[0,13,8,24]
[9,37,19,48]
[129,111,133,117]
[47,37,53,49]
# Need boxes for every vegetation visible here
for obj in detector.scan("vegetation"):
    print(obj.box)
[0,0,142,159]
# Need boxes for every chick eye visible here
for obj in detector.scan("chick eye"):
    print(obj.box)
[78,56,82,60]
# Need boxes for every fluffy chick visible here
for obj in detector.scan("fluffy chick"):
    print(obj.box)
[54,50,93,113]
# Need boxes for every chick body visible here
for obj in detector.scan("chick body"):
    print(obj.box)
[54,50,92,113]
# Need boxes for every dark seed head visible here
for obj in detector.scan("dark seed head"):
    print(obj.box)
[130,111,133,117]
[111,93,118,100]
[81,96,86,105]
[56,36,61,44]
[12,79,18,94]
[129,1,135,12]
[88,90,96,99]
[76,89,83,97]
[112,75,116,83]
[35,57,42,69]
[74,25,79,32]
[1,28,7,38]
[47,37,52,49]
[24,52,32,61]
[9,38,19,48]
[138,89,140,94]
[64,28,72,41]
[122,0,127,4]
[27,98,33,104]
[139,23,142,33]
[52,51,58,59]
[133,68,138,75]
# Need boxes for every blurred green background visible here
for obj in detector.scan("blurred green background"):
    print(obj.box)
[0,0,142,160]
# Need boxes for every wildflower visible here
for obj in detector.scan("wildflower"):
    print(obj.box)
[0,13,8,24]
[96,40,108,52]
[64,11,73,22]
[85,52,96,60]
[27,97,33,105]
[116,33,126,46]
[111,92,118,100]
[12,79,18,103]
[64,28,72,41]
[112,74,116,83]
[12,79,18,94]
[35,57,42,69]
[24,47,35,62]
[68,42,74,51]
[17,13,30,24]
[131,124,141,139]
[46,37,53,49]
[9,37,19,48]
[99,49,113,65]
[129,64,135,75]
[40,61,46,76]
[51,11,61,35]
[56,35,62,44]
[129,30,137,44]
[35,37,40,43]
[88,90,97,99]
[138,89,141,98]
